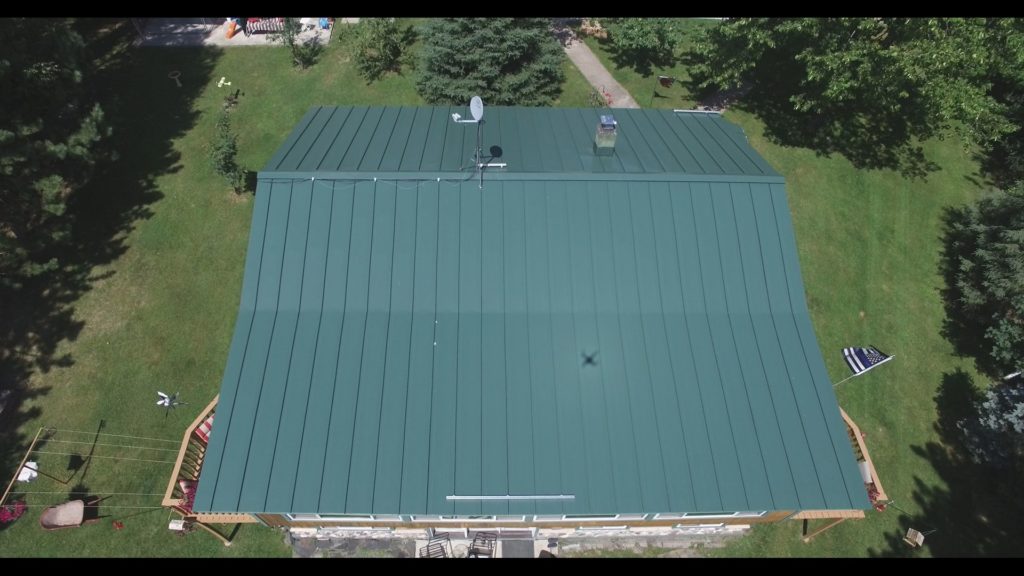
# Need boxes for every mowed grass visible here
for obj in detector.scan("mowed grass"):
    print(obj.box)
[590,19,1005,557]
[0,20,592,557]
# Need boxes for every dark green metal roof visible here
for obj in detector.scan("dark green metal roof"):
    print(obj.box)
[194,107,868,516]
[263,106,778,176]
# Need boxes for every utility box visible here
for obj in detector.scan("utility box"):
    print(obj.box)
[594,114,618,156]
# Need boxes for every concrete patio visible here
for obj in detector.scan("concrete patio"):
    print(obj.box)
[135,18,353,47]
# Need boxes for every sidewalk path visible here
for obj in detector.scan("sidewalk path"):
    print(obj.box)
[563,40,640,109]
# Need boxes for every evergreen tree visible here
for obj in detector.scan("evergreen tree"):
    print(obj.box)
[417,18,565,106]
[959,378,1024,469]
[943,183,1024,375]
[0,18,110,290]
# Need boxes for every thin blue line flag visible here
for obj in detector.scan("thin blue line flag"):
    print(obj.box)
[843,346,893,376]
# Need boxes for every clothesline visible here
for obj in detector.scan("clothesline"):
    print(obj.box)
[30,450,176,465]
[41,439,180,452]
[43,428,179,444]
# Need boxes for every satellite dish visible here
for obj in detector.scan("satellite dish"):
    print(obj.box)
[470,96,484,121]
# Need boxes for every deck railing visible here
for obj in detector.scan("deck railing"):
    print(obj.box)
[161,395,256,545]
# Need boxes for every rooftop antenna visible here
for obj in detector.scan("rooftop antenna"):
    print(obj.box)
[450,96,506,189]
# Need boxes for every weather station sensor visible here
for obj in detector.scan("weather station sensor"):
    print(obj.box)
[450,96,507,188]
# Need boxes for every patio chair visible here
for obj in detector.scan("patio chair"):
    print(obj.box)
[903,528,935,548]
[418,531,452,558]
[467,531,497,558]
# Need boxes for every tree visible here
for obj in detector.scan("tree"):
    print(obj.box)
[959,378,1024,469]
[0,18,110,291]
[273,18,323,69]
[347,18,405,82]
[417,18,565,106]
[603,18,680,71]
[689,18,1024,171]
[942,183,1024,376]
[211,111,245,194]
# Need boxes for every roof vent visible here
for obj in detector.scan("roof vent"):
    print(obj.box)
[594,114,618,156]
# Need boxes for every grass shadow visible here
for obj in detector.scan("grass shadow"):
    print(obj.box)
[0,19,221,490]
[868,370,1024,556]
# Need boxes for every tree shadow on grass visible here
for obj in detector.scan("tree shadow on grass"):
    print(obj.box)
[733,89,938,180]
[937,205,1006,378]
[0,20,221,489]
[679,50,940,180]
[868,370,1024,557]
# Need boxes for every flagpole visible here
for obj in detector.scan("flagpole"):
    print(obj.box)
[833,355,896,388]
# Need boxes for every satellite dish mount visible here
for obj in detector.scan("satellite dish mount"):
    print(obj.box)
[450,96,507,189]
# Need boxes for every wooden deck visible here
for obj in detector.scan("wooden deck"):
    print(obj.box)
[162,395,257,545]
[840,407,887,501]
[794,408,884,542]
[791,509,865,520]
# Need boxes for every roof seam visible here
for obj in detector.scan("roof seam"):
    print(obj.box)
[626,182,674,511]
[331,107,368,171]
[679,186,724,510]
[605,183,649,511]
[288,185,335,510]
[369,184,402,512]
[343,183,379,511]
[315,182,357,511]
[709,185,756,510]
[263,181,315,510]
[756,190,828,508]
[582,183,619,510]
[668,114,727,174]
[423,183,441,512]
[202,182,272,509]
[701,185,750,509]
[697,115,769,176]
[257,172,787,184]
[520,187,537,506]
[309,107,352,171]
[647,111,703,173]
[723,183,779,510]
[395,185,420,513]
[542,184,566,513]
[561,184,592,512]
[237,182,294,510]
[645,182,697,511]
[743,183,804,509]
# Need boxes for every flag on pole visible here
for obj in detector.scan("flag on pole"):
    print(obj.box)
[843,346,892,376]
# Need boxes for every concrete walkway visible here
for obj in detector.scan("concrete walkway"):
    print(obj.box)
[563,40,640,109]
[136,18,339,47]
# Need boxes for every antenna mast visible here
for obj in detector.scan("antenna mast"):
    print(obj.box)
[451,96,507,189]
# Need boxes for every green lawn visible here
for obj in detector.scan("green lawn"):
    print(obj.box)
[589,19,1022,557]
